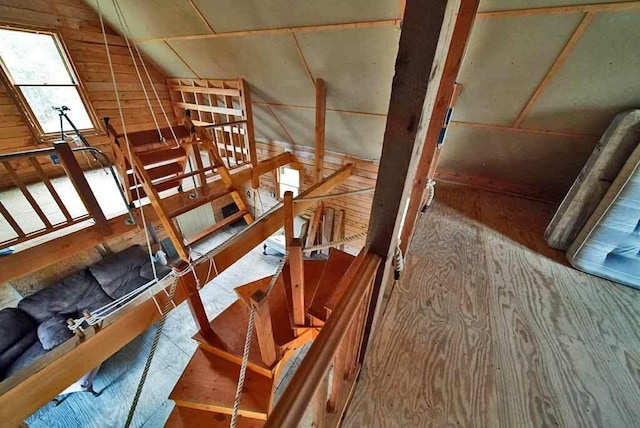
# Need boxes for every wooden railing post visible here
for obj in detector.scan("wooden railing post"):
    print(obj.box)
[284,190,294,249]
[251,290,280,366]
[175,262,215,341]
[289,238,306,326]
[54,142,111,236]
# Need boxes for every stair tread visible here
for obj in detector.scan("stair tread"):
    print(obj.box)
[194,300,272,375]
[307,249,355,322]
[282,259,327,314]
[184,210,248,245]
[169,348,272,418]
[165,406,264,427]
[234,274,296,347]
[137,146,187,167]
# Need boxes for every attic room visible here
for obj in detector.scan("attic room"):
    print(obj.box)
[0,0,638,426]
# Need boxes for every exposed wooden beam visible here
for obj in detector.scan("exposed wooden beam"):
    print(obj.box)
[364,0,460,352]
[290,31,315,87]
[477,1,640,18]
[513,12,594,128]
[135,19,402,43]
[252,101,387,118]
[451,120,598,138]
[399,0,479,254]
[314,78,326,183]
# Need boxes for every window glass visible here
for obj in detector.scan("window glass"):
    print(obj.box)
[21,87,93,133]
[279,166,300,198]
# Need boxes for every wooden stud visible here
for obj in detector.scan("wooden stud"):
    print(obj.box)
[29,157,73,222]
[305,203,324,249]
[513,12,594,128]
[322,207,334,256]
[333,209,345,251]
[0,201,25,238]
[54,142,111,235]
[239,78,259,187]
[313,372,330,428]
[251,290,280,366]
[315,78,326,184]
[399,0,480,254]
[289,238,306,326]
[327,329,349,411]
[2,160,53,230]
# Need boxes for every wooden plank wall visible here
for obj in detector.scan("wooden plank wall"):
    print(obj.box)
[250,140,377,252]
[0,0,176,189]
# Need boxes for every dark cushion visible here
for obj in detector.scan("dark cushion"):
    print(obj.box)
[89,245,149,289]
[37,315,74,351]
[0,331,38,378]
[18,270,112,323]
[5,340,48,379]
[0,308,36,354]
[140,262,172,281]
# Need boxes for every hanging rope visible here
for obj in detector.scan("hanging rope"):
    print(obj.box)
[294,187,375,203]
[420,179,436,213]
[124,275,179,428]
[230,253,288,428]
[303,231,367,253]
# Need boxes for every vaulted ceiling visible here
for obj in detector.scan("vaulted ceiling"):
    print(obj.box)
[87,0,640,201]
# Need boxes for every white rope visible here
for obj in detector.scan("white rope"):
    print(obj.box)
[303,231,367,253]
[294,187,375,203]
[421,179,436,213]
[230,253,288,428]
[97,0,158,284]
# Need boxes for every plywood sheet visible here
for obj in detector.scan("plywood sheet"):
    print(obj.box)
[269,107,386,160]
[438,123,597,199]
[521,10,640,135]
[169,35,315,107]
[453,13,583,125]
[192,0,399,33]
[94,0,213,39]
[296,26,400,114]
[137,41,197,78]
[479,0,637,12]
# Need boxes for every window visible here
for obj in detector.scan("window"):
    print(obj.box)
[0,27,97,140]
[278,166,300,198]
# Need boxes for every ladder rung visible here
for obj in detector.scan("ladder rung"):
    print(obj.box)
[167,189,234,219]
[127,162,183,187]
[137,146,186,166]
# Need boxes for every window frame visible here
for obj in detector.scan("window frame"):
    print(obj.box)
[277,165,301,199]
[0,24,102,143]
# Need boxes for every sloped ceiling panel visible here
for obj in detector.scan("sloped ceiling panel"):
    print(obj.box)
[479,0,637,12]
[521,10,640,135]
[192,0,399,33]
[136,42,197,78]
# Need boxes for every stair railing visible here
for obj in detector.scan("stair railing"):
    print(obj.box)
[265,248,381,427]
[0,142,125,251]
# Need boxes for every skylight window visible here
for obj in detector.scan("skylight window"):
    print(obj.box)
[0,27,96,138]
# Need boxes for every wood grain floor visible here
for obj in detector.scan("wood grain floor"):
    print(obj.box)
[343,183,640,428]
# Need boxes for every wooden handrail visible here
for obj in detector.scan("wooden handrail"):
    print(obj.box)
[265,250,381,427]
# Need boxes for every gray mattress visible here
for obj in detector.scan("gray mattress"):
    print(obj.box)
[567,143,640,289]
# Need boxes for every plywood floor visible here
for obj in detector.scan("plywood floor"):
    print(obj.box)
[344,183,640,427]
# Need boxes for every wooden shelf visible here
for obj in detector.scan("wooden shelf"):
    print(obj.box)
[166,406,265,427]
[169,348,272,420]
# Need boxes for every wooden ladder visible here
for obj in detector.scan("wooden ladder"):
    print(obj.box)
[105,118,253,261]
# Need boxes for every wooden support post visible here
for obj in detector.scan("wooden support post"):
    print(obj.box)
[327,333,349,412]
[321,207,334,256]
[284,190,294,250]
[175,262,215,340]
[399,0,480,254]
[240,78,259,188]
[54,142,111,236]
[315,78,326,183]
[251,290,280,366]
[289,238,305,326]
[313,372,330,428]
[363,0,460,357]
[333,209,345,251]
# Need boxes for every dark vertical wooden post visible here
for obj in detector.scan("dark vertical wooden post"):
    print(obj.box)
[363,0,461,354]
[284,190,294,250]
[399,0,480,254]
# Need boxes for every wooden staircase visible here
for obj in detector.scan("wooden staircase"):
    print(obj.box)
[165,248,356,427]
[104,118,253,262]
